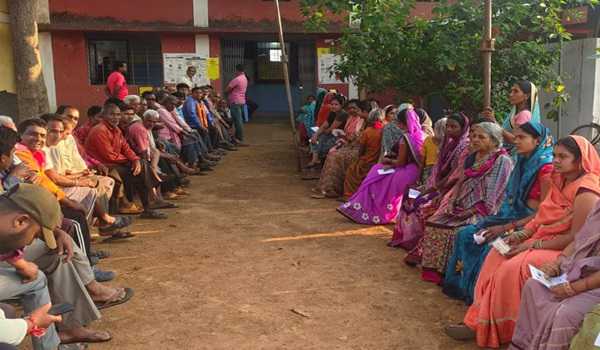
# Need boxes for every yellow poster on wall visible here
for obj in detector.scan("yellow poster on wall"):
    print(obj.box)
[138,86,154,95]
[207,58,220,80]
[317,47,331,57]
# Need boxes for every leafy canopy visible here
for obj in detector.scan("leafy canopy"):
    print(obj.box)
[301,0,597,119]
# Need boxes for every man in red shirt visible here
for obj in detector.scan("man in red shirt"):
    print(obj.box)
[85,102,166,219]
[105,62,129,101]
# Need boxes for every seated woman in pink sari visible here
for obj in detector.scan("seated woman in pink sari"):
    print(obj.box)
[420,122,513,284]
[509,200,600,350]
[446,135,600,348]
[337,107,424,225]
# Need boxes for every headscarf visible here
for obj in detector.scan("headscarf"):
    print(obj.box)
[314,88,327,118]
[434,113,470,184]
[393,107,425,166]
[526,135,600,239]
[316,92,335,126]
[416,108,434,137]
[502,81,541,131]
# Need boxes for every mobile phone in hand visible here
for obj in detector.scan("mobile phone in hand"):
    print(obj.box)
[48,303,74,316]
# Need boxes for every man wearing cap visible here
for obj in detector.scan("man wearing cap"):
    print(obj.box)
[0,184,63,350]
[0,140,133,345]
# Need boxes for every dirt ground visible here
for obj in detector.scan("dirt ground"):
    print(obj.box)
[91,119,479,350]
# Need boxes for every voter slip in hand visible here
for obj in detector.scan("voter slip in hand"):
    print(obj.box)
[491,238,511,255]
[377,168,395,175]
[408,188,421,199]
[528,264,568,288]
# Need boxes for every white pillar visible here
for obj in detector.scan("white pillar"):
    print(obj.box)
[193,0,208,27]
[38,32,57,112]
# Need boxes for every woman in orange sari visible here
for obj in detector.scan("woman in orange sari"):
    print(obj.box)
[342,108,385,199]
[445,135,600,348]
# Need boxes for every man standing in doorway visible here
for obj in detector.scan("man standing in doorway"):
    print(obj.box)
[105,61,129,101]
[226,64,248,144]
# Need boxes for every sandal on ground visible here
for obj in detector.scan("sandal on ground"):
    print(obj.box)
[444,323,475,341]
[310,193,326,199]
[95,287,134,310]
[89,250,111,259]
[59,343,89,350]
[99,216,132,233]
[118,203,143,215]
[101,231,136,243]
[301,172,320,180]
[403,253,421,267]
[149,200,178,210]
[60,330,110,345]
[139,210,168,219]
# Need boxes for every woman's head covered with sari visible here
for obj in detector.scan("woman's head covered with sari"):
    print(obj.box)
[493,121,553,221]
[434,112,470,184]
[416,108,435,137]
[397,106,424,155]
[316,91,335,126]
[526,135,600,238]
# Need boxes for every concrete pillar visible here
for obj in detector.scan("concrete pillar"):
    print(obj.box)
[38,32,56,112]
[193,0,208,27]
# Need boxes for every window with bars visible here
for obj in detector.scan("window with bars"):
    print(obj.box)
[87,35,163,86]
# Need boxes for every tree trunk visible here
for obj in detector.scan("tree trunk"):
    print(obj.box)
[8,0,49,123]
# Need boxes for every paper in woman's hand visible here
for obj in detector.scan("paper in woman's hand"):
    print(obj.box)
[331,129,346,137]
[529,264,568,288]
[377,168,396,175]
[491,238,511,255]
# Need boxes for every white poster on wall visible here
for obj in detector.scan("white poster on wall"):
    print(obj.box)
[163,53,209,85]
[318,53,343,84]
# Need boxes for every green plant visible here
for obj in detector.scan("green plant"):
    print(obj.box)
[301,0,596,120]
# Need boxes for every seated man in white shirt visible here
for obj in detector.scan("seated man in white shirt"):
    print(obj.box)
[42,114,133,239]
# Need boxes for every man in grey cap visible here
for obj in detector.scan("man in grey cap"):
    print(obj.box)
[0,183,133,348]
[0,183,65,350]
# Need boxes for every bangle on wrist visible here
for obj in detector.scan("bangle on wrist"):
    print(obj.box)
[533,240,544,249]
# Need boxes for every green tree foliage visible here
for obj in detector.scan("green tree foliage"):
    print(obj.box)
[301,0,596,118]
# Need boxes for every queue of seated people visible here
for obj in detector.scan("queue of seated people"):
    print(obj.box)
[0,83,246,350]
[300,81,600,349]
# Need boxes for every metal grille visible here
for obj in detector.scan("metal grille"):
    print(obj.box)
[221,40,245,85]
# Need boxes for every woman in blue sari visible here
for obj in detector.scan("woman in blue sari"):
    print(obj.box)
[442,121,553,304]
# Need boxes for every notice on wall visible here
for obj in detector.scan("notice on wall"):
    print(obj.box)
[206,57,220,80]
[318,53,343,84]
[163,53,208,85]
